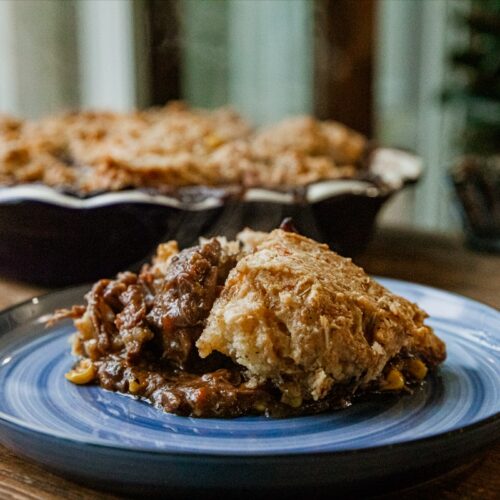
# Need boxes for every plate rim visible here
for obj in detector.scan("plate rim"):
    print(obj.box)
[0,278,498,459]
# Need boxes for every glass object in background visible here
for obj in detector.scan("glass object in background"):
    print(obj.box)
[446,0,500,251]
[451,157,500,252]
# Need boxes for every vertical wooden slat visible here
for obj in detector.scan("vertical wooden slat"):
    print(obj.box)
[314,0,375,136]
[148,0,182,106]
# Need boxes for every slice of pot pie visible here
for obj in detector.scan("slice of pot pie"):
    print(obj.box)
[197,229,445,408]
[56,228,445,417]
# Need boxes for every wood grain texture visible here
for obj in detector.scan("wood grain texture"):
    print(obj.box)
[148,0,181,106]
[0,279,44,311]
[0,228,498,498]
[356,227,500,309]
[314,0,375,136]
[0,446,118,500]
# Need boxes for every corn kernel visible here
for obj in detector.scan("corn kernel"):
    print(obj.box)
[282,394,303,408]
[65,359,96,385]
[75,313,94,340]
[281,384,303,408]
[129,379,142,394]
[406,358,428,380]
[382,368,405,391]
[253,401,267,412]
[204,134,224,149]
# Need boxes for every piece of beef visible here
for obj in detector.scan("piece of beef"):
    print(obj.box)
[115,284,155,361]
[53,239,237,368]
[147,239,234,367]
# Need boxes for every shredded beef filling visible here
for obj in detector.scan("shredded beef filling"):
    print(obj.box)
[55,239,290,417]
[146,239,228,367]
[55,237,431,418]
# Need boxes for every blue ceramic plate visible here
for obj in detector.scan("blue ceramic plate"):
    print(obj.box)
[0,278,498,494]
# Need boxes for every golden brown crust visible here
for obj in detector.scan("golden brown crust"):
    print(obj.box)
[0,104,366,192]
[252,116,365,164]
[197,229,446,405]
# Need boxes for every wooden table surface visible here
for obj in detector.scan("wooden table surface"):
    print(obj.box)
[0,228,498,499]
